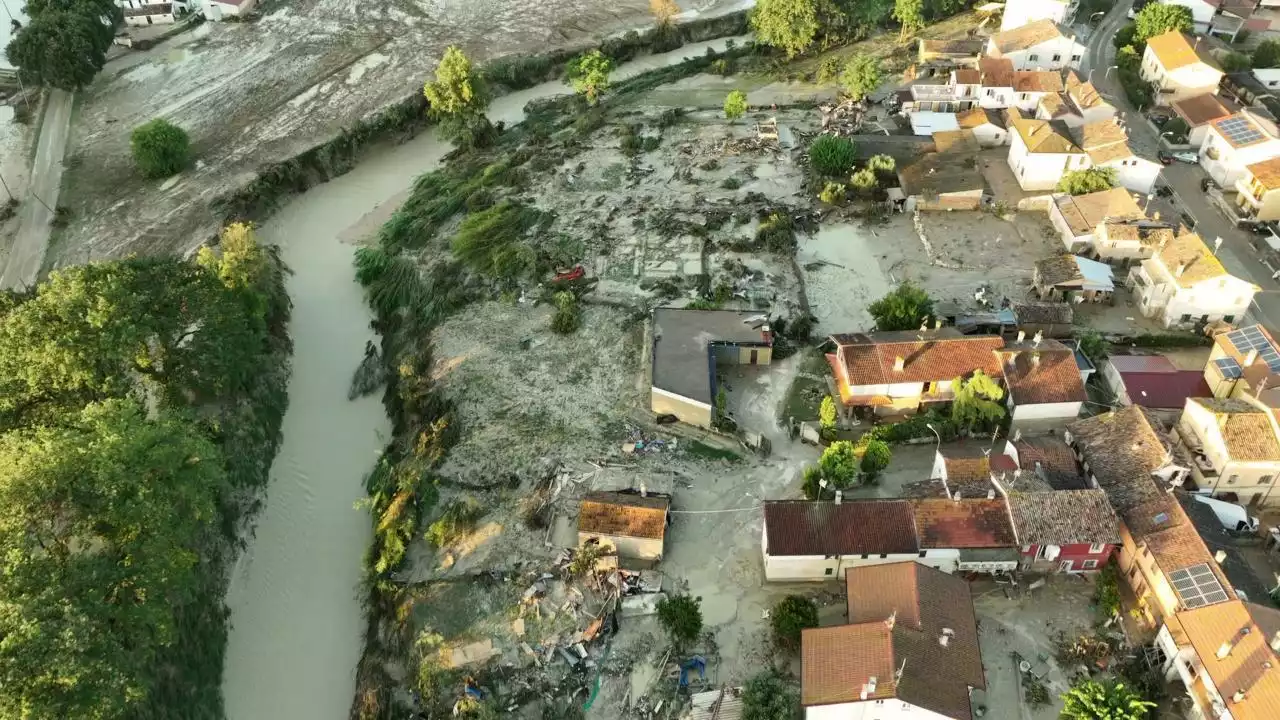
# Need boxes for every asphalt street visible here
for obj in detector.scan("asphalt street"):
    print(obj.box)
[1078,0,1280,329]
[0,88,72,292]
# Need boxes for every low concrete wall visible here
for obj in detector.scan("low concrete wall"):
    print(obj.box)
[1017,194,1056,211]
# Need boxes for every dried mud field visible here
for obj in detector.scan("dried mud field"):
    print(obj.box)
[48,0,747,267]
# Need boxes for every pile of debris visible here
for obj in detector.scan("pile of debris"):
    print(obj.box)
[818,99,869,137]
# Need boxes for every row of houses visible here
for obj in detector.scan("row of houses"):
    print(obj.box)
[117,0,254,25]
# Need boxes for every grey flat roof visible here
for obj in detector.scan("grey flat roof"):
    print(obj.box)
[651,308,772,405]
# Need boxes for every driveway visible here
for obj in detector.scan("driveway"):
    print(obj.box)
[0,89,72,291]
[1081,0,1280,329]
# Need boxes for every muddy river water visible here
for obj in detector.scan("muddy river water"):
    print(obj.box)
[220,36,743,720]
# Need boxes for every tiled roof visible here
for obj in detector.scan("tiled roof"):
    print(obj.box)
[910,498,1017,548]
[1008,490,1121,545]
[899,149,984,197]
[1065,71,1108,110]
[1012,301,1073,325]
[1101,221,1175,248]
[763,500,919,556]
[956,107,1004,130]
[1000,340,1087,406]
[1087,140,1141,165]
[954,68,981,84]
[1012,71,1064,93]
[1011,116,1082,154]
[123,3,173,15]
[979,56,1015,87]
[1014,436,1085,489]
[990,19,1067,53]
[578,492,669,540]
[1177,601,1280,720]
[1155,231,1228,287]
[1039,93,1068,118]
[1246,157,1280,191]
[801,623,896,705]
[1147,30,1222,72]
[1117,370,1213,409]
[1173,93,1235,127]
[1188,397,1280,461]
[1052,187,1144,236]
[1068,406,1175,514]
[920,38,985,56]
[830,329,1005,386]
[837,563,985,719]
[939,447,993,484]
[1036,255,1112,290]
[1139,504,1226,574]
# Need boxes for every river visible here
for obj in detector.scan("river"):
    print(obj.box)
[219,36,745,720]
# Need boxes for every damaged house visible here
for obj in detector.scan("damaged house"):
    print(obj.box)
[649,308,773,427]
[577,491,671,561]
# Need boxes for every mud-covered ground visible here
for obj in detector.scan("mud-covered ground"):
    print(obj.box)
[47,0,749,267]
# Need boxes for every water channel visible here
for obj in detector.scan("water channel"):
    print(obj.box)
[220,36,743,720]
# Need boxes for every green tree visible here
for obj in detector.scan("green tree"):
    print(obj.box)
[131,119,192,179]
[819,395,837,430]
[868,281,934,331]
[656,593,703,648]
[951,369,1006,432]
[0,399,227,719]
[1078,330,1109,365]
[859,438,892,477]
[724,90,748,120]
[1222,51,1252,72]
[808,134,857,176]
[1255,39,1280,68]
[750,0,821,58]
[423,46,494,147]
[819,440,861,487]
[892,0,925,37]
[1056,167,1118,195]
[840,55,881,100]
[1134,4,1193,43]
[742,671,801,720]
[1060,679,1156,720]
[6,12,106,90]
[1113,24,1138,51]
[770,595,818,651]
[567,50,615,105]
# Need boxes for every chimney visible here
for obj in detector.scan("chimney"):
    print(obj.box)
[939,628,955,647]
[987,488,996,499]
[1153,211,1161,221]
[1233,690,1246,703]
[934,318,943,330]
[835,490,843,505]
[1218,641,1234,660]
[860,676,878,700]
[1017,330,1027,343]
[885,611,896,631]
[1246,348,1259,367]
[1215,549,1227,564]
[894,356,906,372]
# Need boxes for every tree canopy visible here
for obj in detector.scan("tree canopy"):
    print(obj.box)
[724,90,748,120]
[840,55,881,101]
[656,594,703,647]
[951,369,1006,432]
[424,46,488,117]
[868,281,934,331]
[818,440,861,487]
[859,438,892,477]
[567,50,614,105]
[742,671,801,720]
[771,595,819,651]
[1056,167,1118,195]
[1061,679,1156,720]
[131,119,192,179]
[750,0,821,58]
[1134,4,1193,43]
[893,0,925,37]
[5,0,118,90]
[1255,39,1280,68]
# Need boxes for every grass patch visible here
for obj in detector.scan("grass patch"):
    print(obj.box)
[684,440,742,462]
[782,350,831,423]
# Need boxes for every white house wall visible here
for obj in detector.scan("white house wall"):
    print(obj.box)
[1049,201,1092,250]
[1011,400,1083,422]
[999,39,1085,71]
[1157,276,1257,328]
[1009,133,1091,190]
[1000,0,1069,30]
[763,551,959,581]
[971,123,1009,147]
[1199,130,1280,187]
[1102,158,1161,194]
[806,699,959,720]
[1161,0,1216,27]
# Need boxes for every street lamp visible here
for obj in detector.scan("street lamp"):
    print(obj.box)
[926,423,953,499]
[1088,65,1119,86]
[1089,10,1106,23]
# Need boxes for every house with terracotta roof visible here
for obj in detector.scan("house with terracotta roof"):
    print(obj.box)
[761,500,950,581]
[1091,219,1177,265]
[1127,231,1260,329]
[800,562,986,720]
[1199,110,1280,187]
[1002,432,1088,489]
[1009,489,1122,572]
[1235,156,1280,221]
[1074,117,1163,194]
[577,491,670,560]
[1141,30,1225,106]
[1103,354,1214,422]
[1011,301,1075,338]
[1036,71,1117,128]
[1000,0,1074,31]
[911,497,1021,573]
[1172,397,1280,507]
[1157,599,1280,720]
[956,108,1008,146]
[1007,114,1091,191]
[649,308,773,428]
[826,329,1005,416]
[986,19,1084,71]
[1172,93,1237,147]
[917,38,985,66]
[1049,187,1146,251]
[999,338,1087,422]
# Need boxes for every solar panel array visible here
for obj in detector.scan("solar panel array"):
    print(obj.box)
[1169,563,1230,609]
[1215,356,1243,379]
[1217,116,1266,146]
[1226,326,1280,372]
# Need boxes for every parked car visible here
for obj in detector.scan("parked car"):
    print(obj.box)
[1158,150,1173,166]
[1169,150,1198,163]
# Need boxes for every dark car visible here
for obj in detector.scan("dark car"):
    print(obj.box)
[1157,150,1173,166]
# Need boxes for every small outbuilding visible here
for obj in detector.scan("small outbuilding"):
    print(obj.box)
[577,491,670,561]
[650,308,773,427]
[1032,254,1114,302]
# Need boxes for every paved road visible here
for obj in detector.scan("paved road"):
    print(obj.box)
[1080,0,1280,329]
[0,88,73,292]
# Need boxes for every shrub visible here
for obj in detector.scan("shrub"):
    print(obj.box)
[858,439,891,478]
[1077,329,1108,365]
[840,55,881,101]
[722,177,743,190]
[1094,562,1122,619]
[801,464,825,499]
[818,181,846,205]
[449,201,540,283]
[550,291,581,334]
[1161,117,1190,144]
[849,167,878,195]
[756,212,797,253]
[1061,679,1155,720]
[819,396,837,430]
[656,594,703,648]
[1057,167,1117,195]
[867,154,896,176]
[742,671,801,720]
[817,57,840,83]
[808,134,856,176]
[425,498,483,548]
[567,50,614,104]
[818,441,860,488]
[868,281,933,331]
[131,118,191,178]
[1222,51,1252,72]
[770,595,819,651]
[1254,39,1280,68]
[724,90,748,120]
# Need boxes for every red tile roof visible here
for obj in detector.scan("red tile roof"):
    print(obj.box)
[1117,370,1213,409]
[1000,341,1087,405]
[578,492,669,540]
[764,500,919,556]
[831,329,1005,386]
[910,498,1018,548]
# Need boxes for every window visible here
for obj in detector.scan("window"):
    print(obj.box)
[1071,54,1082,62]
[1052,54,1061,61]
[986,88,996,97]
[824,567,834,576]
[861,553,869,559]
[1082,560,1098,569]
[1181,313,1192,322]
[1020,92,1029,101]
[1261,475,1274,485]
[1089,543,1107,554]
[880,553,888,559]
[1225,315,1235,323]
[1029,54,1039,61]
[1187,663,1198,680]
[919,551,927,558]
[1271,81,1279,87]
[1228,475,1239,485]
[1129,566,1139,579]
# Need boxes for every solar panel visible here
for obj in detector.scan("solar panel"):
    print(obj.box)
[1215,357,1243,379]
[1225,327,1280,373]
[1218,116,1265,146]
[1169,563,1230,609]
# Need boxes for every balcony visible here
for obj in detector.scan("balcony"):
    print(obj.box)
[910,85,958,101]
[1236,177,1265,207]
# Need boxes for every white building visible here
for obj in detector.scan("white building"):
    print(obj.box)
[1199,111,1280,187]
[1172,93,1237,148]
[1049,187,1146,251]
[957,107,1008,146]
[577,491,669,561]
[801,563,986,720]
[1037,71,1117,128]
[1127,231,1260,329]
[1008,115,1091,191]
[1141,30,1225,106]
[1000,0,1075,31]
[1078,118,1163,194]
[986,19,1085,71]
[119,0,186,25]
[1172,396,1280,506]
[205,0,256,18]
